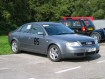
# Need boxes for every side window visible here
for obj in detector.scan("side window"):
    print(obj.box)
[20,24,31,33]
[60,21,72,27]
[16,26,22,32]
[29,24,44,35]
[72,20,81,27]
[65,21,72,27]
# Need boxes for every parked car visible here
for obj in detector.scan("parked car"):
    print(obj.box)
[8,22,99,62]
[60,17,105,42]
[90,28,105,42]
[60,17,95,36]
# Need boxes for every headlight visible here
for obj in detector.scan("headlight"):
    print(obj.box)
[66,41,81,47]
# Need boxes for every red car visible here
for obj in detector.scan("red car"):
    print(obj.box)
[60,17,95,35]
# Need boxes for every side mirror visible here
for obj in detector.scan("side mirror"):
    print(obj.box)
[37,32,45,35]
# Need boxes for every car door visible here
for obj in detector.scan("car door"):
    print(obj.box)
[71,20,83,34]
[28,24,48,54]
[19,23,32,50]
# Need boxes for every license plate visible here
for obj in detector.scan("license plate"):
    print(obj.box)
[87,48,96,52]
[88,28,93,30]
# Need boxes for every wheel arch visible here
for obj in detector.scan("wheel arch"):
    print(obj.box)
[10,37,19,45]
[92,29,105,39]
[47,43,62,54]
[92,29,104,37]
[47,43,57,52]
[91,31,102,42]
[47,43,62,62]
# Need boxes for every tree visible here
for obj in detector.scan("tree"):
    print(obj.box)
[1,0,105,35]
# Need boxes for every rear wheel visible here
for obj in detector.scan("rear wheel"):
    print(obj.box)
[91,32,101,42]
[11,40,20,53]
[48,45,62,62]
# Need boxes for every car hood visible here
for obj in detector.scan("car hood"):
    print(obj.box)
[49,34,94,42]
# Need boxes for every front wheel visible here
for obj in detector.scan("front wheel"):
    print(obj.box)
[48,45,62,62]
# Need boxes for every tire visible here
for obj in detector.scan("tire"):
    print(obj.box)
[48,45,62,62]
[11,40,20,54]
[90,32,101,42]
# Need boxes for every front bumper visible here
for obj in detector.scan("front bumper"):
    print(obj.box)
[62,44,100,58]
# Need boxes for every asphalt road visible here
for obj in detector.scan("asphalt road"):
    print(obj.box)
[0,43,105,79]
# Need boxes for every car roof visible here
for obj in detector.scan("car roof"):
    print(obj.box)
[62,17,94,20]
[60,19,89,21]
[28,22,60,26]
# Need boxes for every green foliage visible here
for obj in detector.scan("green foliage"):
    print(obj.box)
[93,9,105,19]
[0,36,12,55]
[0,0,105,35]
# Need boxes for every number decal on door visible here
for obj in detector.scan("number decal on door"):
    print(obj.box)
[34,38,39,45]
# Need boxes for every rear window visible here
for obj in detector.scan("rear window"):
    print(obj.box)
[16,26,22,32]
[20,24,31,33]
[84,20,94,27]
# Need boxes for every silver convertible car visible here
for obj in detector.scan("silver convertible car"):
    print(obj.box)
[8,22,99,61]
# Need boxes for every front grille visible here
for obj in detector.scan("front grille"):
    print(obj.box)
[81,41,95,46]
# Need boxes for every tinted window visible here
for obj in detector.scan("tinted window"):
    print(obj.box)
[29,24,44,35]
[84,20,94,27]
[61,21,72,27]
[20,24,31,33]
[43,23,74,35]
[72,20,81,27]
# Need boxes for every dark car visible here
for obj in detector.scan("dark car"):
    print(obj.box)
[90,28,105,42]
[60,18,95,35]
[8,22,99,62]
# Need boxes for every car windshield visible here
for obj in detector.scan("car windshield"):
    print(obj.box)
[43,23,75,35]
[84,20,94,27]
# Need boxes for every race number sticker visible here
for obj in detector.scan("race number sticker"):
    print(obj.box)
[34,38,39,45]
[27,25,31,29]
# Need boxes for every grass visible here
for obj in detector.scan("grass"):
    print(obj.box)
[0,36,13,55]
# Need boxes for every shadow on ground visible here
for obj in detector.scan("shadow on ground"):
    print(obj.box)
[21,51,101,62]
[21,51,47,58]
[100,40,105,43]
[63,54,101,62]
